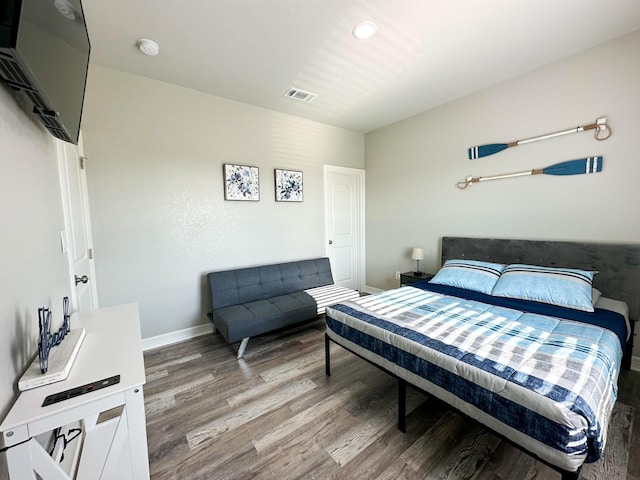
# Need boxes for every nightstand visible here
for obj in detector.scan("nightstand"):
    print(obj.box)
[400,271,434,286]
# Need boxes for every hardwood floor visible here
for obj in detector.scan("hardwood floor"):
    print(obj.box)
[143,319,638,479]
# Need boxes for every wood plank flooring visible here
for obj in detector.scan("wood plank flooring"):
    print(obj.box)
[143,319,637,479]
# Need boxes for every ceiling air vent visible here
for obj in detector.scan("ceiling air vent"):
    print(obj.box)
[283,87,318,103]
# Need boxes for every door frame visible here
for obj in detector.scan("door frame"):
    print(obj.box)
[323,165,366,291]
[57,134,99,311]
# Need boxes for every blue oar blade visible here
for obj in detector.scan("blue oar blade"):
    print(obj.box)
[468,143,509,159]
[542,156,603,176]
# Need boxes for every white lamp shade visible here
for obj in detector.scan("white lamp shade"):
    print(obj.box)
[411,247,424,261]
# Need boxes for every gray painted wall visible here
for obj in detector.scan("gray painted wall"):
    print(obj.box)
[365,31,640,355]
[81,65,365,339]
[0,85,70,479]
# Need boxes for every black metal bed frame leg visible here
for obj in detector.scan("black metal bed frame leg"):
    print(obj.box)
[325,333,331,376]
[398,379,407,433]
[561,467,581,480]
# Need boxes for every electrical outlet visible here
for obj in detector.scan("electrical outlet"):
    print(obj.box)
[395,271,400,280]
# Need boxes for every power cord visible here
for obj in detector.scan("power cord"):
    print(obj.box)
[49,427,83,462]
[0,436,33,453]
[1,427,82,458]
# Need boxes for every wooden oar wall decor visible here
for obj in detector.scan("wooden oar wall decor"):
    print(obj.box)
[456,157,603,189]
[468,117,612,159]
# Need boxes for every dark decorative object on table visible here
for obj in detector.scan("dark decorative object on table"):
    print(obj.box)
[38,297,71,373]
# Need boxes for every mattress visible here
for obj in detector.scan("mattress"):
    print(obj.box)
[325,286,624,472]
[594,296,630,340]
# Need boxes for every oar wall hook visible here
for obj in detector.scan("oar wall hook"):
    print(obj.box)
[456,156,603,190]
[468,117,612,159]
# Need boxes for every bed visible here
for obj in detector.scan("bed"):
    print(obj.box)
[324,237,640,480]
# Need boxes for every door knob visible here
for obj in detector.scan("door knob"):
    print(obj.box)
[75,275,89,285]
[329,240,333,245]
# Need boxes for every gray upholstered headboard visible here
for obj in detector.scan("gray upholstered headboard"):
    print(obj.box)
[441,237,640,323]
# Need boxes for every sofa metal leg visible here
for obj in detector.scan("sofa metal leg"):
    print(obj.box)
[237,337,249,359]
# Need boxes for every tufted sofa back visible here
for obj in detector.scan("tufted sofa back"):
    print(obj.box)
[207,258,334,309]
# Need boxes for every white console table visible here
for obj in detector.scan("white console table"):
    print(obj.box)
[1,304,150,480]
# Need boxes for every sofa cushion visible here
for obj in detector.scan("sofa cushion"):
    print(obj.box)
[299,259,333,289]
[212,291,317,342]
[280,263,304,292]
[210,270,242,308]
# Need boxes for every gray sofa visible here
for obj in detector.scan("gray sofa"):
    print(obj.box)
[206,257,358,358]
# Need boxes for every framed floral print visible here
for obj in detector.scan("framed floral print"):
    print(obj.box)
[274,169,303,202]
[224,164,260,201]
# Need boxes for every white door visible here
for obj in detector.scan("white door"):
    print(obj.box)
[324,165,365,291]
[58,135,98,311]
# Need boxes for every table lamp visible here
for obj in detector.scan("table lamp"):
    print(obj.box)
[411,247,424,276]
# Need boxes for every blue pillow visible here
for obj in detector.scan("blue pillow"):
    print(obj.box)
[491,264,596,312]
[430,259,506,294]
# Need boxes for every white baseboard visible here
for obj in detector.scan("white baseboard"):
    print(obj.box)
[142,323,214,352]
[364,285,384,294]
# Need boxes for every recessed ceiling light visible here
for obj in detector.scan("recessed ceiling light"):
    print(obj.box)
[353,21,377,39]
[137,38,160,56]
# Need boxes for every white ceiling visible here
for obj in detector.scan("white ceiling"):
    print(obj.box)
[81,0,640,133]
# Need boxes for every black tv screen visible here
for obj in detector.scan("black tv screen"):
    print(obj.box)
[0,0,90,144]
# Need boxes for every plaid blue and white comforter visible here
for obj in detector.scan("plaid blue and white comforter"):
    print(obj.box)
[325,286,622,472]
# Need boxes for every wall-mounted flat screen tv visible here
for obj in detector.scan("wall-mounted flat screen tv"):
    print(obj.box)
[0,0,90,144]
